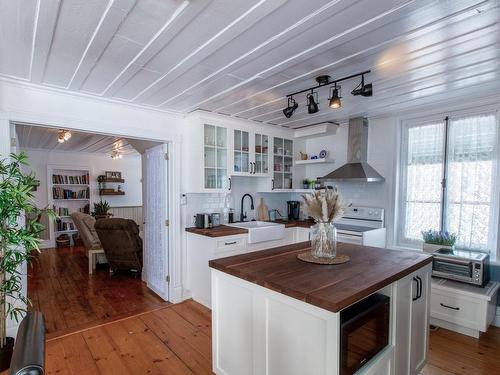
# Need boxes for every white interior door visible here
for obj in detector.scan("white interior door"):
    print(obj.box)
[143,144,169,300]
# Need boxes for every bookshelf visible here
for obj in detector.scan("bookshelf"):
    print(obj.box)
[48,166,91,247]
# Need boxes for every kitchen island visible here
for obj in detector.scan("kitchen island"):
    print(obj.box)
[209,241,432,375]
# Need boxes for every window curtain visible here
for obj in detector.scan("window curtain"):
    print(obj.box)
[403,122,444,240]
[446,114,497,251]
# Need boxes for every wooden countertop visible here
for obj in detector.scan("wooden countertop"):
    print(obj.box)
[185,220,314,237]
[209,242,432,312]
[185,225,247,237]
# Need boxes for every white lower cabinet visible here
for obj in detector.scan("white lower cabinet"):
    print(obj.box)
[430,279,499,338]
[211,265,430,375]
[187,227,302,308]
[394,264,431,375]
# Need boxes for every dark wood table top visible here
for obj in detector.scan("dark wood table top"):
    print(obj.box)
[209,242,432,312]
[185,220,314,237]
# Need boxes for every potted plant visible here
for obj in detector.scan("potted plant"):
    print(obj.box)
[91,200,112,220]
[302,179,311,189]
[0,152,54,370]
[421,229,457,253]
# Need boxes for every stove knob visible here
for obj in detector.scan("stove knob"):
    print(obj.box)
[368,210,373,215]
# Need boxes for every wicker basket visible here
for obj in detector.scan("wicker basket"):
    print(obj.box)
[56,234,71,247]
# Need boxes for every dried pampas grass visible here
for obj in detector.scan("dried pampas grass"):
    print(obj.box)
[302,189,343,223]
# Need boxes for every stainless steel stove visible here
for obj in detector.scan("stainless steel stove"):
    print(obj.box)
[334,206,386,248]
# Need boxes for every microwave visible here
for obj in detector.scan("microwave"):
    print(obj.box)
[431,248,489,286]
[340,293,390,375]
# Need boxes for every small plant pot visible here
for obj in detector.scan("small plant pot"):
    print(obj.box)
[423,243,453,254]
[0,337,15,371]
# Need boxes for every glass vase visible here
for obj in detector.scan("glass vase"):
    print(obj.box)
[311,222,337,259]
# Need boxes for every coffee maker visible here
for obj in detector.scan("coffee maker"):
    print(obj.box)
[286,201,300,220]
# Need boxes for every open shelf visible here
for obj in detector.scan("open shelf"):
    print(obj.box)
[102,178,125,183]
[100,191,125,196]
[295,158,333,165]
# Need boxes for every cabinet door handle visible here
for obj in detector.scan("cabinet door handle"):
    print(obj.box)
[252,162,256,174]
[440,303,460,311]
[412,277,419,301]
[224,241,237,245]
[228,177,231,190]
[250,162,254,174]
[271,178,274,190]
[417,276,422,299]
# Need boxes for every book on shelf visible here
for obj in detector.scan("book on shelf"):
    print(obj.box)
[52,187,90,199]
[53,203,90,217]
[52,173,90,185]
[55,219,75,232]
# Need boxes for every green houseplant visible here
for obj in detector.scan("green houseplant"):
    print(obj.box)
[91,200,112,220]
[0,152,54,370]
[421,229,457,253]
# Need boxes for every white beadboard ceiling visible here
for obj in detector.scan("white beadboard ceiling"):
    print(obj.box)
[15,123,145,155]
[1,0,499,128]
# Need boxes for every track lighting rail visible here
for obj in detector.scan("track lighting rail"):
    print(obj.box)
[285,70,371,98]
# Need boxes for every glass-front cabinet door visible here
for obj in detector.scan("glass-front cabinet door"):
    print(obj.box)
[204,124,228,190]
[233,129,250,174]
[254,133,269,175]
[273,137,293,189]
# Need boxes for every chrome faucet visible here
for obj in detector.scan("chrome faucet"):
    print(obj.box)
[240,193,254,222]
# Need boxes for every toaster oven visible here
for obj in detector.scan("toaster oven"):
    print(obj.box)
[431,248,489,286]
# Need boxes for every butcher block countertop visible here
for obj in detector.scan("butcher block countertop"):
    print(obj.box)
[209,242,432,312]
[185,220,314,237]
[185,225,247,237]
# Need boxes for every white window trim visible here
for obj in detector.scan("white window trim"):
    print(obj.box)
[396,107,500,262]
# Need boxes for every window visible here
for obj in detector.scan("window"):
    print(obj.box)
[399,112,498,252]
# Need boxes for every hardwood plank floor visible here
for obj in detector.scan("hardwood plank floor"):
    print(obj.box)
[42,299,500,375]
[28,246,168,338]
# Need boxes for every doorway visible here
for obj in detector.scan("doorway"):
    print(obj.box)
[12,122,172,336]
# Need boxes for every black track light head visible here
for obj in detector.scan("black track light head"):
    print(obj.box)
[329,84,342,109]
[351,75,373,97]
[283,97,298,118]
[307,92,319,114]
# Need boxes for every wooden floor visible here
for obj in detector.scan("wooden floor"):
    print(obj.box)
[29,246,500,374]
[28,246,168,339]
[43,299,500,375]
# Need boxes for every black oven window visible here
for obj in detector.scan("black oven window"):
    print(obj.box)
[340,294,390,375]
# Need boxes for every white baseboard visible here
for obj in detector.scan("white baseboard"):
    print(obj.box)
[494,306,500,328]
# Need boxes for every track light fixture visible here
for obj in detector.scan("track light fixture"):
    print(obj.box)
[307,91,319,114]
[283,97,298,118]
[329,83,342,109]
[282,70,372,118]
[351,74,373,97]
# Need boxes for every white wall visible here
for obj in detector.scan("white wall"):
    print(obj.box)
[292,117,398,246]
[0,78,186,337]
[21,148,143,208]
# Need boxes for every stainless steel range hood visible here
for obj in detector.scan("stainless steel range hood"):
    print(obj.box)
[319,117,385,182]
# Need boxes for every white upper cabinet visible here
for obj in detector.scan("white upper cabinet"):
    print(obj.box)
[272,137,294,189]
[183,113,294,193]
[232,129,271,177]
[204,124,229,190]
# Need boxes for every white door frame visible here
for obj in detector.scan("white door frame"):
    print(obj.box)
[6,118,183,304]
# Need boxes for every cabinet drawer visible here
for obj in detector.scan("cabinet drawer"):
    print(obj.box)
[215,236,246,253]
[430,291,479,329]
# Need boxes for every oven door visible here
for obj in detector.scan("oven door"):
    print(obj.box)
[340,294,390,375]
[337,231,363,245]
[432,257,473,282]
